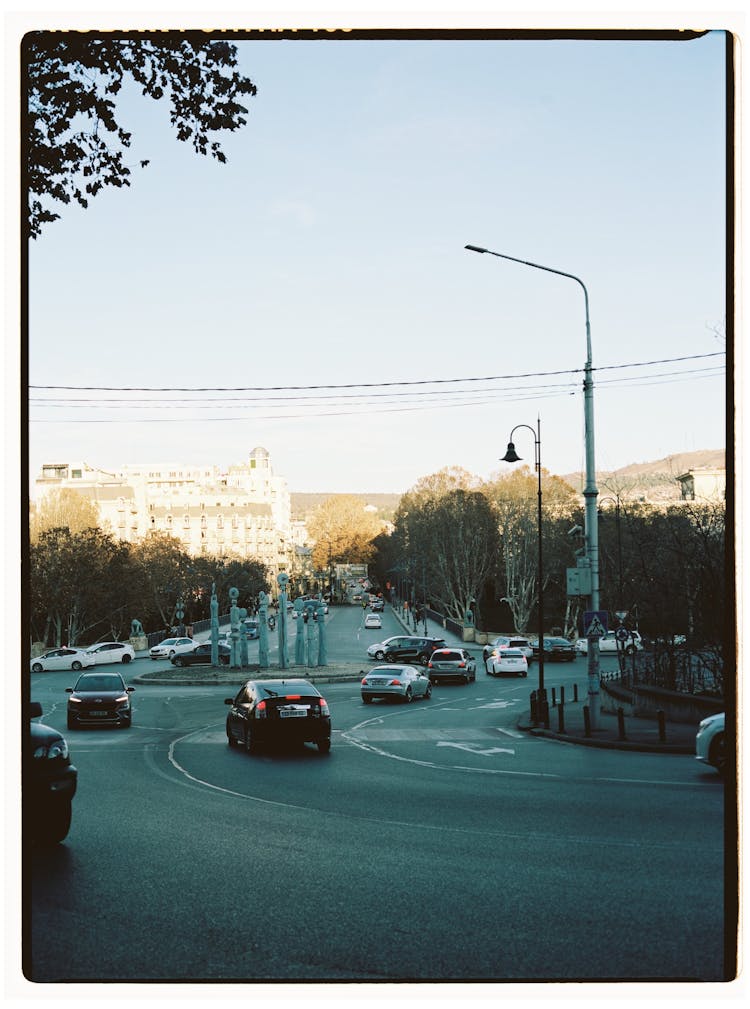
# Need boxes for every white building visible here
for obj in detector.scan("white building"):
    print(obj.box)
[676,467,726,502]
[34,447,294,580]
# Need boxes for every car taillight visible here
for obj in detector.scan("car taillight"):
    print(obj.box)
[318,698,329,715]
[361,677,368,685]
[255,700,267,719]
[427,662,433,668]
[285,694,301,700]
[389,679,401,686]
[458,661,465,668]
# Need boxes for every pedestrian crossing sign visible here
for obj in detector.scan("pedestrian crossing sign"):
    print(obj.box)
[583,610,608,637]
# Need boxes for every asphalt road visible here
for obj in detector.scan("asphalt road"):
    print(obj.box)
[26,607,729,983]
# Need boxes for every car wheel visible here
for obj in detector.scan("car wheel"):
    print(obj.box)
[424,683,432,700]
[31,662,43,673]
[418,653,429,666]
[244,726,258,754]
[625,645,635,656]
[403,687,413,703]
[122,654,131,663]
[709,732,726,774]
[521,670,528,677]
[174,656,184,667]
[385,653,396,663]
[169,650,176,659]
[374,650,385,660]
[317,738,331,754]
[71,660,82,671]
[35,799,72,845]
[227,724,239,747]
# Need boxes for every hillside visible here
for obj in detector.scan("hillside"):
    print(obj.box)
[292,451,726,514]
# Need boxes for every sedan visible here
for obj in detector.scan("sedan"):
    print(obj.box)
[30,647,94,673]
[695,712,726,774]
[482,635,533,664]
[487,648,528,677]
[575,631,643,656]
[225,678,331,754]
[426,648,477,684]
[28,701,77,844]
[361,664,432,704]
[370,598,385,612]
[172,643,231,666]
[364,613,382,629]
[85,641,135,665]
[531,636,576,662]
[149,636,194,660]
[66,671,135,729]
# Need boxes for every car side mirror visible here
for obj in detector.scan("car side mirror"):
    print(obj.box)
[29,701,42,718]
[127,686,135,692]
[224,698,233,705]
[65,687,73,693]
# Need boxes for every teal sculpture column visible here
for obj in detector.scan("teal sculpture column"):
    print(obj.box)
[258,590,270,668]
[317,595,327,666]
[238,607,249,668]
[210,582,219,667]
[294,598,306,665]
[277,573,289,669]
[229,587,240,669]
[305,601,317,668]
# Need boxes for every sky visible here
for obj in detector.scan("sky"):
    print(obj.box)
[23,25,729,498]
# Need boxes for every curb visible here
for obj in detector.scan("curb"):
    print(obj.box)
[516,721,693,754]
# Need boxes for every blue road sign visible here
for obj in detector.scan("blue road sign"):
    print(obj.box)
[583,610,608,637]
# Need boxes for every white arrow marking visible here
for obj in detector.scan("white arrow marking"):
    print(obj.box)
[436,741,515,756]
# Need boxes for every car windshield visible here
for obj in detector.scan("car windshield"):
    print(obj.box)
[74,675,123,691]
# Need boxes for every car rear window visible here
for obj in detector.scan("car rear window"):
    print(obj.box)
[502,650,524,658]
[509,639,529,647]
[257,681,320,699]
[433,651,462,661]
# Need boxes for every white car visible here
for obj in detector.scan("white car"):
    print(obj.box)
[364,613,382,629]
[367,635,406,661]
[487,648,528,677]
[482,635,533,664]
[361,664,432,704]
[575,631,643,656]
[30,647,95,673]
[149,636,195,660]
[85,641,135,665]
[695,712,726,774]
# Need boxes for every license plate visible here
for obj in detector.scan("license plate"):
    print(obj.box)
[279,708,307,718]
[88,710,109,717]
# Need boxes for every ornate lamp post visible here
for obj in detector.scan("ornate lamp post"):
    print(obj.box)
[465,243,601,727]
[501,418,545,705]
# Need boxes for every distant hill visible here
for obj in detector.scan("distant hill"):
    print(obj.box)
[292,451,726,515]
[561,450,726,500]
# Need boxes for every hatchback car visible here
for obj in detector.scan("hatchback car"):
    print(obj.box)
[85,641,135,665]
[382,636,446,666]
[172,642,231,666]
[66,671,135,729]
[482,635,533,665]
[487,648,528,677]
[225,678,331,754]
[149,636,194,660]
[427,648,477,684]
[364,612,382,629]
[30,647,94,673]
[27,701,77,844]
[361,664,432,703]
[695,712,726,774]
[531,636,576,662]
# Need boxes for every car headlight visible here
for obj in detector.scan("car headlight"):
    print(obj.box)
[34,738,69,760]
[68,696,82,703]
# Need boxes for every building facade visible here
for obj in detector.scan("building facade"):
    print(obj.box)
[34,447,294,581]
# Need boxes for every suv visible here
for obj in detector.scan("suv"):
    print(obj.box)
[26,701,77,844]
[382,636,446,666]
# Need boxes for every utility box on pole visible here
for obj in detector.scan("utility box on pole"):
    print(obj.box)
[567,565,592,597]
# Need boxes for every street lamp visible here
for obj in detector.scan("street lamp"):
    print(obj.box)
[465,244,601,727]
[501,418,546,707]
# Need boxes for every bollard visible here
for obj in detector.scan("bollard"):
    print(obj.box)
[560,685,565,707]
[542,692,550,729]
[657,709,666,742]
[557,703,565,733]
[551,686,557,708]
[530,690,537,722]
[617,707,627,741]
[573,683,579,703]
[583,705,591,737]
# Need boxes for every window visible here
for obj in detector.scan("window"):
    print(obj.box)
[71,469,82,479]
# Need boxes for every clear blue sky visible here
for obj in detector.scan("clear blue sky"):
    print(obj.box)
[27,30,728,495]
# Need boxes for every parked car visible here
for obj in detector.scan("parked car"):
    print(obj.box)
[530,636,576,662]
[27,701,77,844]
[364,612,382,629]
[241,620,260,640]
[149,636,195,660]
[575,630,643,656]
[172,643,231,666]
[66,671,135,729]
[426,648,477,684]
[370,598,385,612]
[30,647,94,673]
[382,636,447,666]
[85,641,135,665]
[695,712,726,774]
[487,648,528,677]
[482,635,533,665]
[225,678,331,754]
[361,664,432,704]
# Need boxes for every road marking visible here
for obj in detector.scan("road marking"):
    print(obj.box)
[436,742,515,756]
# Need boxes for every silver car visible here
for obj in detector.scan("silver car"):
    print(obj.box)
[426,648,477,684]
[149,636,195,660]
[482,635,533,664]
[361,664,432,704]
[695,712,725,774]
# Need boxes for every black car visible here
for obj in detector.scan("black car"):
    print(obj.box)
[532,636,576,662]
[27,701,77,843]
[382,636,446,666]
[66,671,135,729]
[172,642,231,666]
[225,678,331,754]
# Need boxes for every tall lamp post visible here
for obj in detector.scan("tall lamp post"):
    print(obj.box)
[465,244,601,726]
[501,418,545,707]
